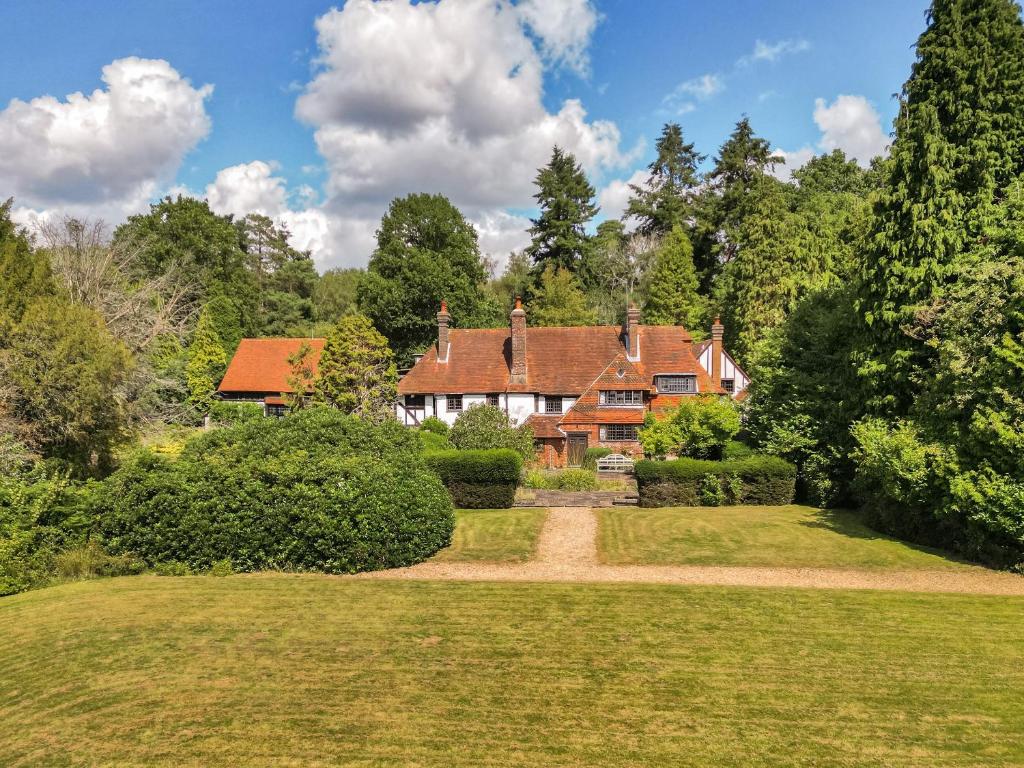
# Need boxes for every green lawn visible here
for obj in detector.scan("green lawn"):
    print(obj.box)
[430,508,547,562]
[598,505,974,569]
[2,576,1023,766]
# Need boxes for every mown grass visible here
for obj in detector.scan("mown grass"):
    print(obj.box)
[430,508,547,562]
[598,505,974,569]
[2,576,1022,766]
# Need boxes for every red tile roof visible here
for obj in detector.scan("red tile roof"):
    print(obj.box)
[218,338,326,395]
[560,353,649,427]
[523,414,565,439]
[398,325,720,396]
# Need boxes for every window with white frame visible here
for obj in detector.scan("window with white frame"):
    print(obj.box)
[544,396,563,413]
[600,424,639,441]
[600,390,644,406]
[721,379,735,393]
[656,375,697,394]
[446,394,463,412]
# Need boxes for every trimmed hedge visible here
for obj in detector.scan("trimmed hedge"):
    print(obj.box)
[582,447,613,471]
[424,449,523,509]
[98,409,454,573]
[634,455,796,507]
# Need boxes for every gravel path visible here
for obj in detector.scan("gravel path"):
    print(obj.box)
[355,508,1024,596]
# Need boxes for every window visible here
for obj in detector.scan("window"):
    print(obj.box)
[600,390,644,406]
[405,395,425,408]
[486,393,500,407]
[656,375,697,394]
[601,424,638,441]
[266,404,287,418]
[721,379,735,393]
[544,396,563,413]
[446,394,463,412]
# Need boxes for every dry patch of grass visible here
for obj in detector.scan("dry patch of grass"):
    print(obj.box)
[431,508,547,563]
[2,576,1023,766]
[598,505,976,569]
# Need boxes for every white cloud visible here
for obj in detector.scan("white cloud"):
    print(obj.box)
[293,0,633,268]
[597,169,647,222]
[663,73,722,115]
[472,209,533,271]
[773,94,889,179]
[739,38,810,66]
[205,161,289,218]
[813,94,889,164]
[516,0,600,76]
[0,57,212,219]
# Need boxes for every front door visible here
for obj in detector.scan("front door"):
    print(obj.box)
[567,433,588,467]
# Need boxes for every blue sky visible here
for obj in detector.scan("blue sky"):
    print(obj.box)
[0,0,930,268]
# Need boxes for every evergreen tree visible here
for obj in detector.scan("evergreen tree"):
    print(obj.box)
[626,123,705,235]
[313,268,362,324]
[359,193,488,364]
[857,0,1024,409]
[314,314,398,422]
[528,265,597,327]
[643,225,705,330]
[693,117,782,287]
[0,198,55,329]
[527,146,599,282]
[184,305,228,415]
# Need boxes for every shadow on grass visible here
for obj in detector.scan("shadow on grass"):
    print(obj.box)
[799,508,979,567]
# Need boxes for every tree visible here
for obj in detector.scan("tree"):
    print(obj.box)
[448,404,535,459]
[857,0,1024,410]
[113,196,258,333]
[527,146,599,282]
[239,214,318,335]
[285,342,316,411]
[313,268,362,324]
[359,194,488,364]
[693,117,783,287]
[643,225,705,330]
[0,198,54,329]
[184,305,228,415]
[528,265,597,327]
[626,123,705,235]
[314,314,398,422]
[0,297,133,473]
[792,149,874,196]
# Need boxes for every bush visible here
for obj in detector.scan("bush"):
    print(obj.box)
[639,396,741,459]
[209,400,265,426]
[723,440,754,459]
[98,413,455,573]
[419,430,452,453]
[557,469,598,491]
[425,449,523,508]
[635,455,796,507]
[582,447,613,471]
[419,416,449,436]
[522,468,555,489]
[448,405,535,459]
[55,542,145,580]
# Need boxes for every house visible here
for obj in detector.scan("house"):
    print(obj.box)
[396,300,748,467]
[217,337,326,416]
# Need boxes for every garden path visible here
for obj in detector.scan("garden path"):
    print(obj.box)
[355,507,1024,596]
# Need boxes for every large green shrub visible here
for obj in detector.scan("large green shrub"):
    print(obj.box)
[425,449,522,508]
[418,430,452,453]
[98,410,454,573]
[557,468,598,491]
[639,396,741,460]
[419,416,449,436]
[447,404,534,459]
[634,455,796,507]
[208,400,265,426]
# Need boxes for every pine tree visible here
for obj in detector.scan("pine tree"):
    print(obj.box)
[185,305,228,415]
[643,225,705,330]
[314,314,398,422]
[527,146,599,283]
[693,117,782,286]
[0,198,55,330]
[528,265,597,327]
[626,123,705,235]
[857,0,1024,409]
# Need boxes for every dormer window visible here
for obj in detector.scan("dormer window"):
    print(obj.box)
[544,396,563,414]
[721,379,735,393]
[656,375,697,394]
[600,390,644,406]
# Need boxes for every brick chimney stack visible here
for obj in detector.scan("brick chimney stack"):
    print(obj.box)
[510,296,527,384]
[626,303,641,362]
[437,300,451,363]
[711,315,724,388]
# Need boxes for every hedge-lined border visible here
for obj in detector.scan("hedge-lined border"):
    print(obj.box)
[424,449,523,509]
[634,455,796,507]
